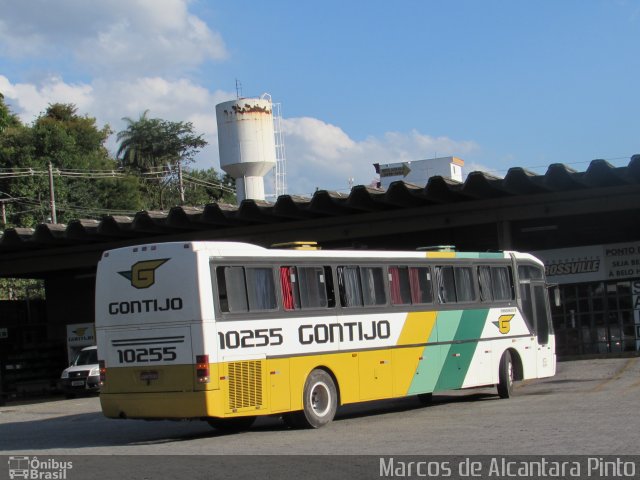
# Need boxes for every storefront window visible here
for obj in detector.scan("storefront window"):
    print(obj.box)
[553,279,638,356]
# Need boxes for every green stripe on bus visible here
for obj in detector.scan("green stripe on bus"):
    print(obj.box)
[407,309,492,396]
[434,340,481,391]
[407,310,460,395]
[436,310,462,342]
[455,309,489,341]
[434,309,488,391]
[478,252,505,259]
[407,344,443,395]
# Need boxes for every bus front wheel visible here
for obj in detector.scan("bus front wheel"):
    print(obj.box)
[286,369,338,429]
[497,351,514,399]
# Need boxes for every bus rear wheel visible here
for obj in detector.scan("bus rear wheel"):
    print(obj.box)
[207,415,256,432]
[286,369,338,429]
[497,351,514,399]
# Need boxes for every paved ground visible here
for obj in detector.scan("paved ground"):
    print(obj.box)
[0,357,638,457]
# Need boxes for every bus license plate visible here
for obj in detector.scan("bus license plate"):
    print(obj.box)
[140,371,159,381]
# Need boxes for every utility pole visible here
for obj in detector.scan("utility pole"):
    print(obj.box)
[177,161,185,204]
[48,162,57,224]
[1,200,6,225]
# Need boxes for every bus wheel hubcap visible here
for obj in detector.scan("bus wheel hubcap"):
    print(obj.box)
[310,382,330,417]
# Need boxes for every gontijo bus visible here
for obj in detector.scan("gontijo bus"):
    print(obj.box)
[95,241,556,429]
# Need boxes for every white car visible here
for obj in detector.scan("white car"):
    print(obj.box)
[60,346,100,398]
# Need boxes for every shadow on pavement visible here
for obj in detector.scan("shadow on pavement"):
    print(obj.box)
[0,389,504,451]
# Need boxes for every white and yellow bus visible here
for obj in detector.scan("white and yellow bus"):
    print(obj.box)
[95,241,556,430]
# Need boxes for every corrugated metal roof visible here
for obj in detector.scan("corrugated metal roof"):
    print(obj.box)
[1,157,639,252]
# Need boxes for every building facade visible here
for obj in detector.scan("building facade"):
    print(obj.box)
[535,241,640,356]
[374,156,465,188]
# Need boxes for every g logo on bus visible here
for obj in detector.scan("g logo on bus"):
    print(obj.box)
[118,259,169,289]
[494,314,514,334]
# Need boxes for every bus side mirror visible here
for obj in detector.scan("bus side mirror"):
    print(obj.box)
[553,286,561,307]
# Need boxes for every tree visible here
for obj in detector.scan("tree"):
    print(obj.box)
[116,111,232,209]
[117,111,207,172]
[0,102,143,227]
[0,278,45,300]
[116,111,160,172]
[0,93,20,133]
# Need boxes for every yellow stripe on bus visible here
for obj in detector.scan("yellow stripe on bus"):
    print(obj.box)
[425,251,457,258]
[397,311,437,346]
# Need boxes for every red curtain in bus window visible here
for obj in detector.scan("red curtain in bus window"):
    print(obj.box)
[409,267,422,304]
[280,267,295,310]
[389,267,403,305]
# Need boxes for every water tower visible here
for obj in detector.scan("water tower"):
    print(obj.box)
[216,96,276,203]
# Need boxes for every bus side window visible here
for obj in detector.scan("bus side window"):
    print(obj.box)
[389,266,412,305]
[217,266,249,313]
[454,266,476,302]
[479,265,515,302]
[281,266,332,310]
[436,266,457,303]
[360,267,386,306]
[409,267,434,304]
[478,266,493,302]
[216,267,229,312]
[298,266,329,308]
[390,266,434,305]
[324,266,336,308]
[491,266,514,301]
[338,266,363,307]
[246,267,277,311]
[280,266,300,311]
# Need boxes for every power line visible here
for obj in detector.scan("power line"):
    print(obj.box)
[4,194,141,219]
[0,166,235,192]
[182,174,235,193]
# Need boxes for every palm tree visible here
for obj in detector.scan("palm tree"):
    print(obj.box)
[116,111,207,173]
[116,110,164,172]
[116,111,208,209]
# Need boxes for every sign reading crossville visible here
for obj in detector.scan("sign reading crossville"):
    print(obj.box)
[534,241,640,284]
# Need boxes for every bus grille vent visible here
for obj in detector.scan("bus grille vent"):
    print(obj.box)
[228,361,263,409]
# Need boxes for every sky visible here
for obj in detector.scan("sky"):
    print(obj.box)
[0,0,639,197]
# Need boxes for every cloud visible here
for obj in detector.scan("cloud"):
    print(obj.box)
[0,0,227,77]
[280,117,480,195]
[0,75,94,121]
[0,74,235,167]
[282,117,356,161]
[88,77,234,165]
